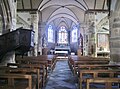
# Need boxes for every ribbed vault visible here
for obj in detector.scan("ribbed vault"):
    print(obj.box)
[17,0,109,30]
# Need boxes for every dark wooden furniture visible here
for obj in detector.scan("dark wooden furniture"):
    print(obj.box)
[0,28,34,60]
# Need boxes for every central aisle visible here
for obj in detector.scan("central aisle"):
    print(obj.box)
[44,60,77,89]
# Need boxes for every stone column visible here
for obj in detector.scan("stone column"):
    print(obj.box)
[0,0,16,65]
[82,27,89,56]
[0,51,15,66]
[9,0,16,62]
[109,11,120,64]
[40,22,46,55]
[31,12,39,56]
[38,11,43,55]
[9,0,16,31]
[94,15,97,57]
[85,13,97,57]
[38,11,46,55]
[109,0,120,64]
[38,23,46,55]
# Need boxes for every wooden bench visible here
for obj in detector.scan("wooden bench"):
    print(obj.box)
[7,63,45,88]
[15,57,48,74]
[78,64,120,89]
[0,68,37,89]
[68,55,78,71]
[37,55,57,71]
[15,55,57,87]
[15,56,49,86]
[86,78,120,89]
[16,55,56,72]
[68,55,110,75]
[78,64,120,70]
[68,56,90,74]
[0,65,42,89]
[8,68,41,89]
[74,60,109,75]
[79,69,120,89]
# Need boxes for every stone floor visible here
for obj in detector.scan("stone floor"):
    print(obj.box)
[44,59,78,89]
[43,59,119,89]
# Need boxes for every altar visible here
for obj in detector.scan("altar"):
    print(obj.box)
[97,51,110,57]
[55,45,71,56]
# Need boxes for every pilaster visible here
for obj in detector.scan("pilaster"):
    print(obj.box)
[31,12,39,56]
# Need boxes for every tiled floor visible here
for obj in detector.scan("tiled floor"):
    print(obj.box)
[44,59,78,89]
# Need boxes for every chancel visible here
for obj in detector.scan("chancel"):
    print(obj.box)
[55,44,71,56]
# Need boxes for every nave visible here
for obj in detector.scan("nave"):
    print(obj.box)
[0,55,120,89]
[44,60,77,89]
[1,0,120,89]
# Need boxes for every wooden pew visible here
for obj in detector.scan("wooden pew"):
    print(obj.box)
[69,56,120,89]
[68,55,109,64]
[16,55,56,72]
[15,56,48,76]
[0,67,39,89]
[78,64,120,70]
[68,55,90,74]
[8,68,40,89]
[79,69,120,89]
[37,55,57,71]
[13,55,56,88]
[0,73,33,89]
[15,56,49,86]
[68,55,110,75]
[74,61,109,75]
[7,63,45,88]
[78,64,120,89]
[0,65,42,89]
[68,55,78,71]
[86,78,120,89]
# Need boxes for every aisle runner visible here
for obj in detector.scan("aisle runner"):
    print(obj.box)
[44,60,77,89]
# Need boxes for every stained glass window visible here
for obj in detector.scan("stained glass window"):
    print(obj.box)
[48,25,53,42]
[72,26,78,42]
[58,26,68,44]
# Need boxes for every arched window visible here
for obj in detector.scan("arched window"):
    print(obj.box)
[72,26,78,42]
[48,25,53,42]
[58,26,68,44]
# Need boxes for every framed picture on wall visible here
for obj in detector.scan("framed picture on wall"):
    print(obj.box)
[97,33,109,51]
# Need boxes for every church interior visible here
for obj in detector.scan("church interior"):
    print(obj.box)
[0,0,120,89]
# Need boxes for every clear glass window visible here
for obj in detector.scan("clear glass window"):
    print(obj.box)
[58,26,68,44]
[48,25,53,42]
[72,26,78,42]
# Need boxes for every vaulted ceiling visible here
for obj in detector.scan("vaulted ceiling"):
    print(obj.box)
[17,0,110,29]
